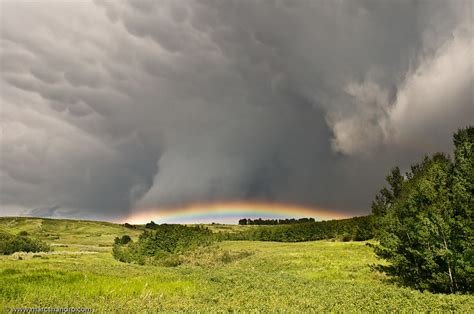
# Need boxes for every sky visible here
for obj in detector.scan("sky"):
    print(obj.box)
[0,0,472,223]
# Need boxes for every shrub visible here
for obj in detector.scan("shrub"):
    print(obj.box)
[17,231,29,237]
[123,223,137,229]
[341,233,352,242]
[0,232,50,255]
[114,235,132,245]
[112,224,216,265]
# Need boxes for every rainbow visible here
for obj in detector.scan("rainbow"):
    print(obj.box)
[121,201,350,224]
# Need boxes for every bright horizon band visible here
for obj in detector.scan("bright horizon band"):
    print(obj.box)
[122,201,351,224]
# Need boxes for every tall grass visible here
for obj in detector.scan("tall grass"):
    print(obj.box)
[0,217,472,312]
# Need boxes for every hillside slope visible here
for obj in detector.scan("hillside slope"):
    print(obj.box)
[0,217,143,249]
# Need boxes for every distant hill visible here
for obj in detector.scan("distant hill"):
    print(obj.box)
[0,217,144,248]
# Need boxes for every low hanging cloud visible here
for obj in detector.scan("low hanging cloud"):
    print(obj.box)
[0,0,472,221]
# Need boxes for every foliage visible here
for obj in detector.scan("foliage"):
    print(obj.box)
[226,215,375,242]
[0,232,50,255]
[372,126,473,293]
[145,221,158,229]
[17,231,29,237]
[122,223,137,229]
[238,217,316,225]
[113,224,216,265]
[114,235,132,245]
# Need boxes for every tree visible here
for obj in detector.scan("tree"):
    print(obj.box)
[114,235,132,245]
[449,127,474,292]
[238,218,248,225]
[0,232,50,254]
[372,126,473,293]
[145,221,158,229]
[371,167,404,217]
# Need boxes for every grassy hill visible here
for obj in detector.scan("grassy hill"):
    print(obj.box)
[0,217,472,312]
[0,217,144,250]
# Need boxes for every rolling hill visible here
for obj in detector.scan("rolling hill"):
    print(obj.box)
[0,217,472,312]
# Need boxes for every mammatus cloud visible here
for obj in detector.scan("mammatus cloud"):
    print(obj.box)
[0,0,472,221]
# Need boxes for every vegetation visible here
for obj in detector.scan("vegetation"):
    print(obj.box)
[145,221,158,229]
[122,223,137,229]
[112,224,216,265]
[0,124,472,311]
[0,232,50,255]
[227,215,375,242]
[0,217,143,248]
[238,217,316,225]
[114,235,132,245]
[1,217,472,312]
[372,126,473,293]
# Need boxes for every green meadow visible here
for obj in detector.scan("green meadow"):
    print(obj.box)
[1,217,473,312]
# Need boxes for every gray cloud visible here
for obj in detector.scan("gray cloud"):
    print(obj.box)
[0,0,472,221]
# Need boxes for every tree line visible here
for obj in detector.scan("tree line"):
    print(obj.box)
[238,217,316,225]
[230,215,374,241]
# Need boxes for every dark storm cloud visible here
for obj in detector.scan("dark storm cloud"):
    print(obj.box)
[0,0,472,220]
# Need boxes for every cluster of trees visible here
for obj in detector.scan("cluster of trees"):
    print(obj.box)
[0,232,50,255]
[372,127,473,293]
[228,216,374,242]
[112,224,215,266]
[238,217,316,225]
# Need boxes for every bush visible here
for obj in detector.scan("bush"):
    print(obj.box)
[0,232,50,255]
[112,224,216,265]
[114,235,132,245]
[341,233,352,242]
[122,223,137,229]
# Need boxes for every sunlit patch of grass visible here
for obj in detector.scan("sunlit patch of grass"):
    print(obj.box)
[0,217,143,248]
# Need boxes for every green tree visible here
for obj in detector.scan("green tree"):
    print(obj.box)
[114,235,132,245]
[0,232,50,254]
[372,126,473,293]
[449,127,474,291]
[371,167,404,217]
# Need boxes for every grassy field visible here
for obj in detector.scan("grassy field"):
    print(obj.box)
[0,217,473,312]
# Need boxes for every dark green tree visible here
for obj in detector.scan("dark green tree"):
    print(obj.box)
[371,167,404,217]
[0,232,50,254]
[114,235,132,245]
[448,127,474,291]
[372,126,473,293]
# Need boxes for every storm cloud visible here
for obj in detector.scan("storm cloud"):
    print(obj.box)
[0,0,472,221]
